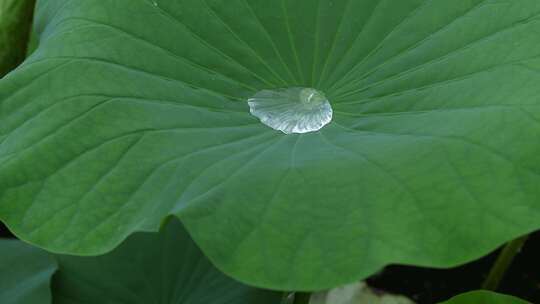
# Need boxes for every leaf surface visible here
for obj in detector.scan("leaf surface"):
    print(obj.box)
[440,291,530,304]
[0,239,56,304]
[2,0,540,290]
[52,219,282,304]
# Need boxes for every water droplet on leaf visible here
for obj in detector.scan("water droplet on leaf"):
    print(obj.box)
[248,87,333,134]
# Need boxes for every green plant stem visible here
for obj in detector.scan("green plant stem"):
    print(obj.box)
[0,0,36,77]
[293,292,311,304]
[482,235,528,291]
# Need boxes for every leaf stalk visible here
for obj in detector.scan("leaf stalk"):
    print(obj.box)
[482,235,528,291]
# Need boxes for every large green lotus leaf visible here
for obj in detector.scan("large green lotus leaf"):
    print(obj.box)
[52,218,282,304]
[2,0,540,291]
[440,291,530,304]
[0,239,57,304]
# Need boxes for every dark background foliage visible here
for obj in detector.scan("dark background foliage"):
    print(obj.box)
[1,222,13,238]
[2,221,539,303]
[368,233,540,303]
